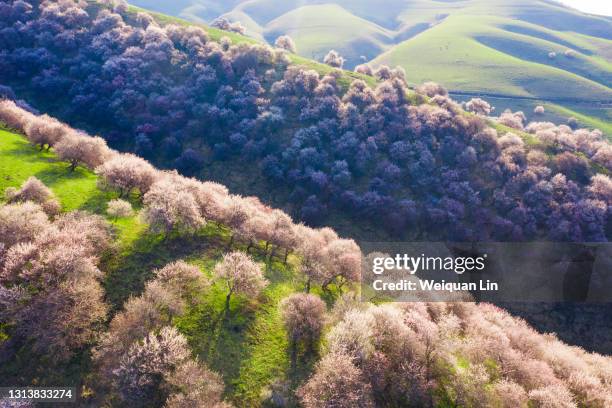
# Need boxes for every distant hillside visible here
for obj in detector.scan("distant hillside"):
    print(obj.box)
[130,0,612,125]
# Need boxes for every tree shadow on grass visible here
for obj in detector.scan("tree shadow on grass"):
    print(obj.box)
[102,227,225,311]
[3,142,53,160]
[33,162,90,183]
[283,346,319,407]
[176,258,299,405]
[175,288,255,398]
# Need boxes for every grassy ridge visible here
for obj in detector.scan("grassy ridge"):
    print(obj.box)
[262,4,393,66]
[545,103,612,136]
[0,129,109,212]
[374,15,612,101]
[0,127,316,407]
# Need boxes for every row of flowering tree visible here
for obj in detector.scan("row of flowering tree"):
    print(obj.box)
[0,99,362,294]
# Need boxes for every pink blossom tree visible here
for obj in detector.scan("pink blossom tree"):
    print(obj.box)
[298,352,375,408]
[54,132,113,171]
[0,202,50,248]
[323,50,345,68]
[106,198,133,219]
[280,293,326,364]
[96,153,159,197]
[165,360,227,408]
[142,178,205,236]
[24,115,69,150]
[465,98,493,116]
[113,326,191,407]
[5,176,60,216]
[274,35,297,53]
[213,251,267,310]
[0,100,36,133]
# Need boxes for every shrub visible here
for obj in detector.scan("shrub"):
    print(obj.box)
[274,35,296,53]
[416,82,448,97]
[106,198,133,218]
[465,98,493,116]
[323,50,345,68]
[354,64,373,76]
[211,17,246,35]
[498,109,526,130]
[564,49,577,58]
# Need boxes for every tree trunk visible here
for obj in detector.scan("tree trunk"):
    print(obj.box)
[290,340,298,371]
[268,246,276,263]
[305,278,311,293]
[322,281,329,293]
[225,292,232,310]
[284,248,290,264]
[227,233,234,249]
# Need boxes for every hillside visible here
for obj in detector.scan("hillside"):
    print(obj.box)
[129,0,612,127]
[0,121,325,406]
[0,1,611,407]
[1,0,611,244]
[263,4,393,68]
[2,105,612,407]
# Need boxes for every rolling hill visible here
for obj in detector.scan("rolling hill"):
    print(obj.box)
[2,106,612,406]
[2,0,611,245]
[1,1,612,405]
[129,0,612,127]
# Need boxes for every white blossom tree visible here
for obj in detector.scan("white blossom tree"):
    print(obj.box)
[213,251,267,310]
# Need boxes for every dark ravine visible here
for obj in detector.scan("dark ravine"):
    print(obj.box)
[501,302,612,354]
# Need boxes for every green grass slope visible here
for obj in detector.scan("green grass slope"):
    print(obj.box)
[0,127,323,407]
[262,4,394,67]
[374,14,612,101]
[0,128,109,213]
